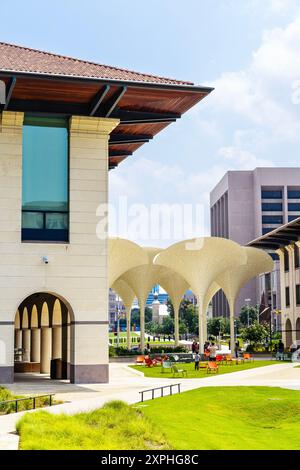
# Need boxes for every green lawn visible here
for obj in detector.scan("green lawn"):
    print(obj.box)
[130,360,276,379]
[17,387,300,450]
[17,400,170,450]
[141,386,300,450]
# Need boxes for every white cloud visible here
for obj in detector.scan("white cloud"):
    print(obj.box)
[208,16,300,141]
[218,146,274,169]
[249,0,299,15]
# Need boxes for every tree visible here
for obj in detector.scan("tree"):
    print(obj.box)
[207,317,230,337]
[239,305,259,327]
[161,316,174,335]
[130,306,152,328]
[241,321,269,345]
[181,303,198,334]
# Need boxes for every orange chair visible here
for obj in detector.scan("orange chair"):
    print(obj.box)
[243,353,254,362]
[216,354,223,364]
[135,355,145,365]
[145,357,154,367]
[224,354,234,365]
[207,361,219,374]
[204,351,210,359]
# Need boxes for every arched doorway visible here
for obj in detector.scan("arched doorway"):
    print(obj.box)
[14,292,74,381]
[285,318,293,348]
[296,318,300,341]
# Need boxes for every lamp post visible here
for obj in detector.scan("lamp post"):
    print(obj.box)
[116,295,121,348]
[245,298,251,327]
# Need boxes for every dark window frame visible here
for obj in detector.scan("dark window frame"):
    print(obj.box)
[294,245,300,269]
[296,285,300,306]
[22,115,70,243]
[261,190,283,199]
[285,286,290,307]
[261,202,283,211]
[262,215,283,224]
[284,250,289,272]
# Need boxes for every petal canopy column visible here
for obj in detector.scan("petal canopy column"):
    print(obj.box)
[216,247,274,353]
[119,247,163,352]
[157,270,189,346]
[203,281,221,343]
[154,237,247,353]
[112,279,136,350]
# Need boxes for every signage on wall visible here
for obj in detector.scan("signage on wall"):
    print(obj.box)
[0,80,6,105]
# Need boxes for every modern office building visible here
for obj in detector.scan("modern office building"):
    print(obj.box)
[108,289,126,329]
[210,168,300,318]
[249,217,300,347]
[0,41,212,384]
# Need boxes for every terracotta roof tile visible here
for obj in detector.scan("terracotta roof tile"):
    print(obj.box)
[0,42,194,86]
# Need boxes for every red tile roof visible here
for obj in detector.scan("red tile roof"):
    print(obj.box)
[0,42,194,86]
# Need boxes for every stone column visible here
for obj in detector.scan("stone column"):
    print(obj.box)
[0,112,24,383]
[40,328,51,374]
[52,326,62,359]
[15,329,22,350]
[30,329,40,363]
[68,116,119,384]
[22,329,31,362]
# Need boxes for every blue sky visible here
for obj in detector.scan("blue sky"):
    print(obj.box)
[2,0,300,244]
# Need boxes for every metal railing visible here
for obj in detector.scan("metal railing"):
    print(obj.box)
[0,394,55,413]
[139,383,181,402]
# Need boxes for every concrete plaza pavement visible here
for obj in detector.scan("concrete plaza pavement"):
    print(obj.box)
[0,362,299,449]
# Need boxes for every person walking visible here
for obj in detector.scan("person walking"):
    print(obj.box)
[194,352,200,371]
[234,341,239,358]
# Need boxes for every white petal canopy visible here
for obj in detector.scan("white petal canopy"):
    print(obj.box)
[153,237,247,304]
[216,246,274,312]
[108,237,148,288]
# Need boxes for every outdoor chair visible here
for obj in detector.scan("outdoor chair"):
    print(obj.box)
[224,354,234,365]
[216,354,224,364]
[161,360,173,373]
[145,357,160,367]
[171,364,187,377]
[243,353,254,362]
[199,362,208,369]
[235,357,244,365]
[135,355,145,365]
[207,361,219,374]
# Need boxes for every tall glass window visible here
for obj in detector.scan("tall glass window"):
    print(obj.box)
[22,116,69,242]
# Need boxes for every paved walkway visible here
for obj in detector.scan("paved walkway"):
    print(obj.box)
[1,362,299,449]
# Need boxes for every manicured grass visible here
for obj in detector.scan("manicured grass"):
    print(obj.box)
[140,386,300,450]
[17,400,170,450]
[130,360,277,379]
[17,387,300,450]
